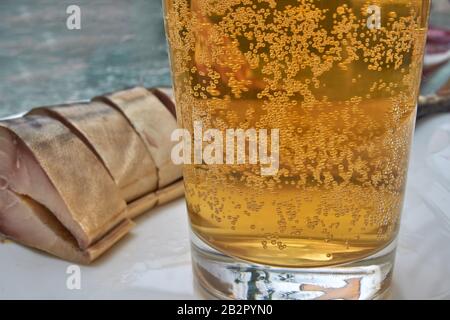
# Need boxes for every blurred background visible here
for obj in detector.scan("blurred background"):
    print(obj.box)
[0,0,449,118]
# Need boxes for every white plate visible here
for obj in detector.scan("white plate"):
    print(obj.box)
[1,113,450,300]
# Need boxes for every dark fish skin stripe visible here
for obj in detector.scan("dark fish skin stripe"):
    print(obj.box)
[28,108,106,169]
[149,88,177,119]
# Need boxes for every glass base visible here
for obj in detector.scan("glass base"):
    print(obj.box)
[191,232,395,300]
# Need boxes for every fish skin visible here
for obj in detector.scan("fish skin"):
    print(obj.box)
[151,88,177,118]
[0,189,134,264]
[0,116,128,250]
[96,87,182,188]
[29,101,158,202]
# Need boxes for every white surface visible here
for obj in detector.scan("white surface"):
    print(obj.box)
[1,114,450,300]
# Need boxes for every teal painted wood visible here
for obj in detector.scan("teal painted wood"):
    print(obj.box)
[0,0,172,117]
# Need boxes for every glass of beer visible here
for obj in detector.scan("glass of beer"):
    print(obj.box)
[164,0,430,300]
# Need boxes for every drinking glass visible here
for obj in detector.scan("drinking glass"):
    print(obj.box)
[164,0,430,300]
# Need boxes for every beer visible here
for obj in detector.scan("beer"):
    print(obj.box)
[165,0,430,267]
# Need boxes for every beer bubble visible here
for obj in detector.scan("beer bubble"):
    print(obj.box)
[388,11,397,19]
[337,6,345,15]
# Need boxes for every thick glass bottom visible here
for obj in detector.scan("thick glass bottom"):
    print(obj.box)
[191,231,396,300]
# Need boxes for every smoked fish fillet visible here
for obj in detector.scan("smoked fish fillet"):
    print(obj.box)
[96,87,182,188]
[0,87,184,264]
[0,116,128,250]
[0,190,133,264]
[29,101,158,202]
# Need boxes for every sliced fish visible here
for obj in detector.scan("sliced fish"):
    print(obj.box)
[96,87,182,188]
[0,189,133,264]
[0,116,128,250]
[29,101,158,202]
[127,179,185,219]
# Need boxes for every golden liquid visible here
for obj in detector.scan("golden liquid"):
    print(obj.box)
[164,0,430,267]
